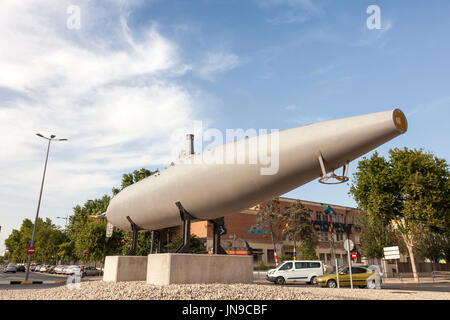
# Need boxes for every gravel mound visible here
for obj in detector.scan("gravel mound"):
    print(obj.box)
[1,281,449,300]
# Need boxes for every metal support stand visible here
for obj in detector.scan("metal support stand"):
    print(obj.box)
[126,216,142,256]
[157,230,165,253]
[209,218,227,255]
[175,202,197,253]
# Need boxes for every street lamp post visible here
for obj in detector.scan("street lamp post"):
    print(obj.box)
[56,215,69,232]
[25,134,67,281]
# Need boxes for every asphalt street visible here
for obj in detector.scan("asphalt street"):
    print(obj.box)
[0,271,67,282]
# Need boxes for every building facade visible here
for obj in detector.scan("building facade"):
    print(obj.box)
[184,197,363,269]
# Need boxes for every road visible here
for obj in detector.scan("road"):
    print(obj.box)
[0,271,68,291]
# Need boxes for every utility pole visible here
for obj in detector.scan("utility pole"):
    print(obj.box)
[56,215,69,233]
[25,134,67,281]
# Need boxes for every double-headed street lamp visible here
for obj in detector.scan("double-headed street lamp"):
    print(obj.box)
[25,134,68,281]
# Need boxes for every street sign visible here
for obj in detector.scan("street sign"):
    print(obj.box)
[344,239,354,289]
[352,252,357,260]
[383,246,400,260]
[27,246,35,255]
[106,222,114,238]
[344,239,354,251]
[275,243,281,253]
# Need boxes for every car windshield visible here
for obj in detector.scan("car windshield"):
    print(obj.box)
[329,267,347,275]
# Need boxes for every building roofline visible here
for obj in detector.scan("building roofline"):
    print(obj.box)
[278,196,362,211]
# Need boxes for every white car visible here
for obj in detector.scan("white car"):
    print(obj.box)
[39,265,48,272]
[267,260,324,285]
[65,265,83,277]
[54,265,64,274]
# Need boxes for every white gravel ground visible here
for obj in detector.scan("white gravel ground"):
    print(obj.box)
[1,281,449,300]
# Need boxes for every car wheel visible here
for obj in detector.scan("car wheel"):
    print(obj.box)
[366,279,376,289]
[275,277,285,285]
[327,280,337,288]
[309,276,317,285]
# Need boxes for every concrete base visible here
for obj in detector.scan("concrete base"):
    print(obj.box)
[146,253,253,285]
[103,256,148,282]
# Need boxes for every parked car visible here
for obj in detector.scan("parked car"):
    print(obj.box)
[266,260,324,285]
[83,266,102,276]
[16,265,26,272]
[361,265,383,279]
[34,265,42,272]
[54,265,64,274]
[4,264,17,273]
[60,265,70,274]
[65,265,83,277]
[47,266,56,274]
[39,265,48,272]
[30,264,37,271]
[316,266,382,289]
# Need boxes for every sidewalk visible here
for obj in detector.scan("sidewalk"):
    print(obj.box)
[383,277,450,284]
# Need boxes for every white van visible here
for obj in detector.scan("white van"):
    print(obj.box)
[266,260,324,285]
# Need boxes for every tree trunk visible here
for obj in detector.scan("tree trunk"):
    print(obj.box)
[406,243,419,283]
[402,234,419,283]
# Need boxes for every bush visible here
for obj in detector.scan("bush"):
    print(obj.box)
[254,262,270,271]
[278,254,293,263]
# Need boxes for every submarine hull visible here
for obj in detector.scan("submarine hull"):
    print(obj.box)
[106,109,407,231]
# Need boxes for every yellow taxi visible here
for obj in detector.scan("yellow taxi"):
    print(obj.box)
[316,266,382,289]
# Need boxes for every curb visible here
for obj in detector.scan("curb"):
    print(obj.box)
[0,280,66,285]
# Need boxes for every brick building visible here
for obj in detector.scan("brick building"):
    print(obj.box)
[180,197,363,268]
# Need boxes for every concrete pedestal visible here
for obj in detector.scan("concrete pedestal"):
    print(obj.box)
[103,256,148,282]
[146,253,253,285]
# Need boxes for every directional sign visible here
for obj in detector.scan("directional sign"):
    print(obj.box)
[383,246,400,260]
[344,239,354,252]
[27,246,35,255]
[106,222,114,238]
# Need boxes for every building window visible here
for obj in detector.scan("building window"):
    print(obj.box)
[267,249,275,263]
[252,249,263,263]
[320,253,325,261]
[318,232,328,242]
[279,262,293,271]
[317,212,325,221]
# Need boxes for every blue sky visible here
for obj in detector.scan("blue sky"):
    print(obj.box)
[1,0,449,253]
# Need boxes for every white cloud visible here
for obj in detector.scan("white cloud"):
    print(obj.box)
[0,0,232,251]
[285,104,297,111]
[257,0,324,25]
[197,51,241,81]
[257,0,319,12]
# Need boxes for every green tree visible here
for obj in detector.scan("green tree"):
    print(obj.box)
[57,241,74,263]
[250,199,284,262]
[355,213,399,259]
[112,168,159,255]
[68,195,119,262]
[112,168,158,195]
[280,200,317,260]
[164,234,206,253]
[413,228,450,263]
[350,148,449,282]
[5,218,65,264]
[296,238,319,260]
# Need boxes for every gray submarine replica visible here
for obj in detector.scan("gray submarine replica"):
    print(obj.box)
[105,109,407,254]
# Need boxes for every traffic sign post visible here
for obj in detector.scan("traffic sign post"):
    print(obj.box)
[383,246,401,277]
[352,252,357,260]
[330,239,340,288]
[27,246,35,255]
[345,239,354,289]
